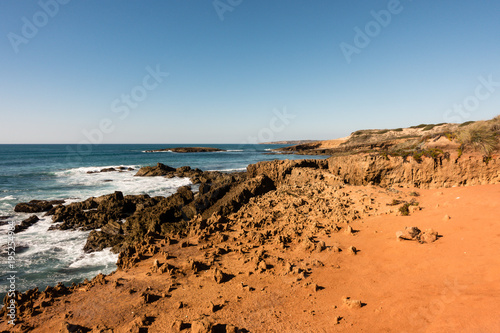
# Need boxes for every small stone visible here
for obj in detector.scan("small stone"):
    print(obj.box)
[348,246,357,255]
[443,215,451,221]
[213,267,227,284]
[342,296,362,309]
[258,260,267,271]
[315,240,326,252]
[419,229,438,243]
[191,318,212,333]
[345,225,353,235]
[170,320,183,332]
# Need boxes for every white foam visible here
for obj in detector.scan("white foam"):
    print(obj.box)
[225,150,244,152]
[0,195,16,201]
[69,248,118,269]
[54,165,191,200]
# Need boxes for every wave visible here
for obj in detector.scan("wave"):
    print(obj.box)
[69,248,119,269]
[0,195,16,201]
[54,165,192,200]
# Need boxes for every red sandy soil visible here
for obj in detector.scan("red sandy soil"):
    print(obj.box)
[2,184,499,333]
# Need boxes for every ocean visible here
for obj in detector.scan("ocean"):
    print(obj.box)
[0,144,321,297]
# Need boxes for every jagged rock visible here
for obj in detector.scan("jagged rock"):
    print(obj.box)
[315,240,326,252]
[247,159,328,185]
[83,230,124,253]
[151,259,160,273]
[397,227,439,244]
[14,215,39,233]
[396,227,421,241]
[257,260,267,272]
[101,220,122,235]
[419,229,439,243]
[135,163,176,176]
[213,267,228,284]
[14,199,64,213]
[191,318,212,333]
[170,320,184,332]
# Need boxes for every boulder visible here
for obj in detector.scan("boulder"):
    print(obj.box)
[134,163,176,176]
[14,215,39,233]
[14,200,64,213]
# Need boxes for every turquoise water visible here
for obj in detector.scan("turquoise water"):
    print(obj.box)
[0,144,322,296]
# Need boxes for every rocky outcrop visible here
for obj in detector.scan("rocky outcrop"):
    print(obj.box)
[49,191,136,231]
[14,215,39,233]
[135,164,226,184]
[200,174,275,220]
[84,230,124,252]
[47,169,259,253]
[134,163,176,176]
[14,200,65,213]
[144,147,225,153]
[247,159,328,185]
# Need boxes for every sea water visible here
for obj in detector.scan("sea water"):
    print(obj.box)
[0,144,322,296]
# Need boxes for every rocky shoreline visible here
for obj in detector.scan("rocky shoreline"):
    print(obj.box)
[2,150,500,332]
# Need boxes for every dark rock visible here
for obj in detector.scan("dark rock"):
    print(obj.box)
[14,215,39,233]
[135,163,176,176]
[83,230,124,253]
[101,220,123,235]
[51,191,134,231]
[14,200,63,213]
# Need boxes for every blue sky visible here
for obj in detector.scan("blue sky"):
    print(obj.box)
[1,0,499,144]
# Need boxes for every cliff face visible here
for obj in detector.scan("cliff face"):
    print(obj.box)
[327,154,500,188]
[248,155,500,189]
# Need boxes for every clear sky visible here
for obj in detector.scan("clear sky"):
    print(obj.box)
[1,0,499,144]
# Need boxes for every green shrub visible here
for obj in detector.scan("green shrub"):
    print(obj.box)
[399,200,419,216]
[459,121,475,127]
[457,122,499,156]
